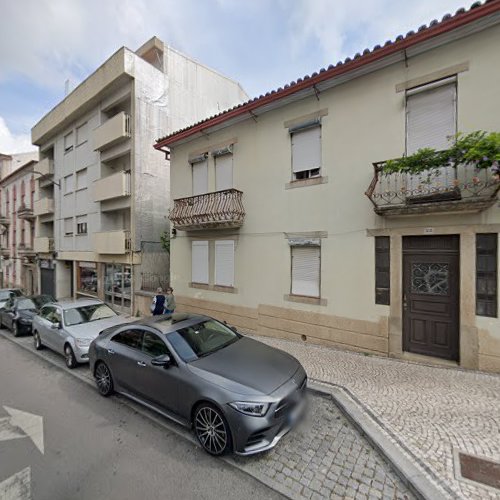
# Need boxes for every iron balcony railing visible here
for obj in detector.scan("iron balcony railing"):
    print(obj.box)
[366,160,500,215]
[170,189,245,230]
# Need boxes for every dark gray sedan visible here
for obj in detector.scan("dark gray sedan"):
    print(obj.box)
[89,313,307,456]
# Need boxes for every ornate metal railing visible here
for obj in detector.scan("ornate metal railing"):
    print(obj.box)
[366,161,500,215]
[170,189,245,230]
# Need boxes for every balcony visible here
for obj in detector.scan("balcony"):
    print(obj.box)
[93,230,131,254]
[93,170,131,202]
[17,243,36,257]
[0,214,10,226]
[170,189,245,230]
[17,204,35,221]
[36,158,54,177]
[93,112,132,151]
[366,161,500,216]
[33,237,55,253]
[1,248,10,259]
[33,198,54,217]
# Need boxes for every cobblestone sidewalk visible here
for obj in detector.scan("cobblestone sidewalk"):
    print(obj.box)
[254,335,500,499]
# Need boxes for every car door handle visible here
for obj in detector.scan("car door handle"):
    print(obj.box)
[107,349,115,355]
[137,361,147,367]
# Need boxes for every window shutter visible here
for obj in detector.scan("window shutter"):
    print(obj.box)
[291,126,321,173]
[476,234,497,318]
[215,240,234,287]
[192,160,208,196]
[192,241,209,284]
[215,154,233,191]
[291,246,320,297]
[375,236,390,305]
[406,82,456,154]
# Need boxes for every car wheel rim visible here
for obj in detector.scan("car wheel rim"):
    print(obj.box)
[96,364,111,393]
[13,323,17,334]
[65,347,73,366]
[195,407,227,455]
[34,334,38,347]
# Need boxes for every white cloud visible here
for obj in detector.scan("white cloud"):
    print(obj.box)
[0,117,36,154]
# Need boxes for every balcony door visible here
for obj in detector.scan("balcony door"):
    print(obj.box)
[403,235,459,361]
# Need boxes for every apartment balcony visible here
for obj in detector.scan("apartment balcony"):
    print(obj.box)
[93,170,131,202]
[170,189,245,230]
[17,204,35,221]
[36,158,54,178]
[33,198,55,217]
[93,112,132,151]
[93,230,131,254]
[17,243,36,257]
[33,237,55,254]
[0,214,10,226]
[366,161,500,216]
[1,248,10,259]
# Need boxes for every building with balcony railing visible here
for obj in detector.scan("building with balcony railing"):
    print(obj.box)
[31,36,248,311]
[156,3,500,375]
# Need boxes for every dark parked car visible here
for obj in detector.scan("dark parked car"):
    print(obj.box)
[89,313,307,456]
[0,295,54,336]
[0,288,23,310]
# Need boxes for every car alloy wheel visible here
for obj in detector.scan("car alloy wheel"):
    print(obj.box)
[194,404,231,456]
[64,345,77,369]
[12,322,19,337]
[34,332,43,350]
[95,362,113,397]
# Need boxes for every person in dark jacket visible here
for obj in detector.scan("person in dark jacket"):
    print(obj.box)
[151,287,166,316]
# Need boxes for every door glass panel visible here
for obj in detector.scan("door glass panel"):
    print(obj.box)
[104,264,132,311]
[142,332,169,357]
[411,263,449,295]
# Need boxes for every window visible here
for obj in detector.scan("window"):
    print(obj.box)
[77,262,98,295]
[76,169,87,190]
[291,122,321,180]
[191,157,208,196]
[76,122,88,146]
[64,131,74,153]
[214,151,233,191]
[406,79,456,154]
[375,237,390,305]
[41,306,61,324]
[112,329,143,350]
[291,245,320,297]
[192,240,209,284]
[64,303,116,326]
[64,174,74,194]
[476,234,498,318]
[64,217,73,236]
[142,332,169,357]
[76,215,87,235]
[215,240,234,287]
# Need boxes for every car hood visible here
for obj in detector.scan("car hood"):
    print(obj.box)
[188,336,300,396]
[65,315,130,339]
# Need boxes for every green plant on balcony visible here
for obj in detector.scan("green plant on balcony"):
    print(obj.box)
[382,131,500,180]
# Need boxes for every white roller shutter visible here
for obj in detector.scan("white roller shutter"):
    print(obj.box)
[215,240,234,287]
[192,160,208,196]
[291,246,320,297]
[406,82,456,154]
[192,241,209,284]
[215,154,233,191]
[291,126,321,173]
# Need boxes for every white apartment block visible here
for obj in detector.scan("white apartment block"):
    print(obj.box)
[0,152,39,293]
[31,37,247,314]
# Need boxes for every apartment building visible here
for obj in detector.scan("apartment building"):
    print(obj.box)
[156,2,500,372]
[0,152,39,292]
[31,37,247,313]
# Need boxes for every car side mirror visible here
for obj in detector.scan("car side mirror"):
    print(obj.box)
[151,354,172,368]
[51,322,61,330]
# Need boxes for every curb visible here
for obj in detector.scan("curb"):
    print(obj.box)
[307,380,447,500]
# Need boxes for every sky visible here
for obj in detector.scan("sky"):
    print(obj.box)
[0,0,473,153]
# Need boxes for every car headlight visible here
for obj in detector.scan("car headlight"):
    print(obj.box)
[75,338,92,348]
[228,401,269,417]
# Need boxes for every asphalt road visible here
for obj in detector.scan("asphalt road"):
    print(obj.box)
[0,333,284,500]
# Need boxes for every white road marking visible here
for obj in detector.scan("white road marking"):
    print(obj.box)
[0,467,31,500]
[1,407,44,455]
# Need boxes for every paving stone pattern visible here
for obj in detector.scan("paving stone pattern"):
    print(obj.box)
[230,395,413,500]
[254,335,500,500]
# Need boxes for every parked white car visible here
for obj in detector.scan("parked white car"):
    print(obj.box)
[32,299,130,368]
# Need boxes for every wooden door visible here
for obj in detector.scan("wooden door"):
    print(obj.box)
[403,235,459,361]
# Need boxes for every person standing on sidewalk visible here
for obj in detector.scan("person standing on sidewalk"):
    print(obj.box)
[164,287,176,314]
[151,287,166,316]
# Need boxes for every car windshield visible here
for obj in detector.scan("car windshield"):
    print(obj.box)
[0,290,21,300]
[168,319,239,361]
[64,304,117,326]
[17,298,37,310]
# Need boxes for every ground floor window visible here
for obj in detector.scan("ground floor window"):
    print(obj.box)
[291,244,320,298]
[77,262,98,296]
[104,264,132,311]
[476,233,498,318]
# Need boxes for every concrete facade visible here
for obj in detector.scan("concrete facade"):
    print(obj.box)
[31,37,248,313]
[160,10,500,372]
